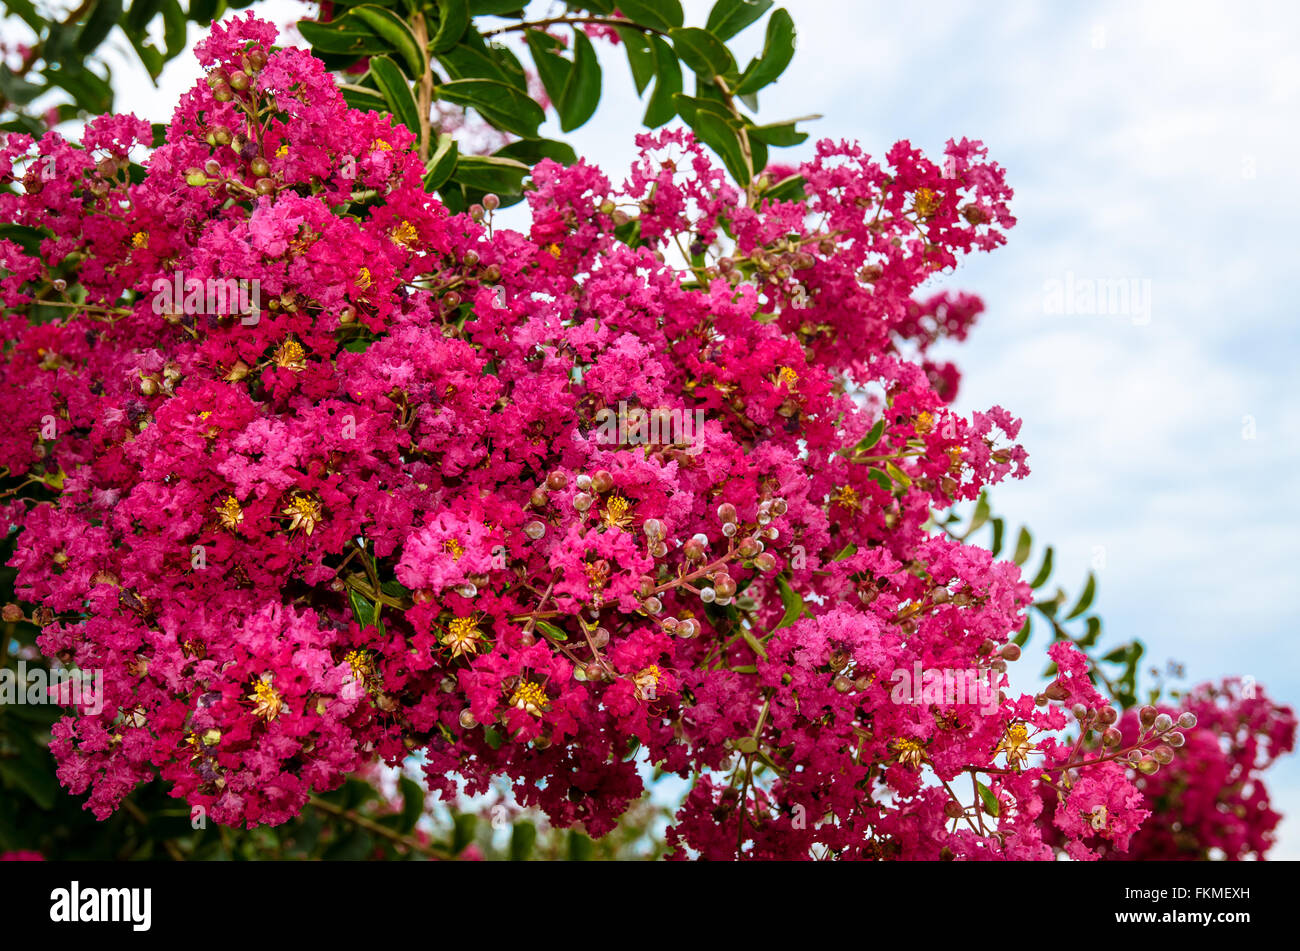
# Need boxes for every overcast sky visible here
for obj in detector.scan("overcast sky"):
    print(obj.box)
[43,0,1300,857]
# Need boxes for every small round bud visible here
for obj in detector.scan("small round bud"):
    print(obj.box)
[1166,731,1185,748]
[999,644,1021,662]
[1098,706,1119,725]
[713,575,737,599]
[833,675,852,694]
[770,498,787,516]
[575,474,592,491]
[530,487,549,508]
[1139,705,1158,729]
[591,627,610,648]
[944,800,964,820]
[1152,744,1175,764]
[754,552,777,572]
[458,709,477,729]
[717,502,738,524]
[140,377,158,395]
[649,541,668,558]
[228,70,250,91]
[642,518,663,539]
[573,492,593,512]
[1102,727,1122,747]
[442,291,462,308]
[185,168,208,187]
[255,177,277,196]
[523,520,546,540]
[468,203,485,221]
[1153,713,1174,733]
[455,582,477,598]
[661,617,679,633]
[738,537,762,558]
[213,84,233,102]
[482,193,500,210]
[1072,703,1088,721]
[683,537,706,562]
[1,603,23,623]
[546,471,568,491]
[591,469,613,493]
[677,618,698,638]
[250,156,270,177]
[643,597,662,616]
[1137,757,1160,775]
[699,587,716,603]
[1177,712,1198,730]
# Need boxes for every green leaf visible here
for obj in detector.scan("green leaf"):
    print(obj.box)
[734,7,794,95]
[990,517,1004,557]
[1027,546,1054,588]
[965,491,991,536]
[509,820,537,861]
[437,78,544,137]
[44,66,112,113]
[556,29,601,131]
[535,619,568,641]
[450,153,529,194]
[160,0,187,57]
[567,829,595,861]
[482,724,504,749]
[1064,572,1096,620]
[866,467,891,492]
[340,82,389,113]
[494,137,577,166]
[0,752,57,810]
[469,0,524,13]
[884,461,912,488]
[775,575,804,628]
[297,16,389,57]
[747,118,809,147]
[431,0,470,52]
[423,132,459,189]
[523,29,570,105]
[831,543,857,562]
[975,780,1001,818]
[451,813,477,853]
[1012,616,1031,647]
[616,26,655,94]
[352,4,428,78]
[762,172,805,201]
[669,26,736,78]
[855,419,886,452]
[706,0,773,41]
[615,0,683,31]
[643,34,682,127]
[688,108,750,183]
[123,0,161,37]
[348,587,378,630]
[81,0,125,53]
[369,55,421,133]
[398,774,424,832]
[1011,527,1032,566]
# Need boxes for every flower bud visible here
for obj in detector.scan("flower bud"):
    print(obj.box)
[185,168,208,187]
[1166,731,1185,748]
[523,520,546,540]
[250,156,270,177]
[717,502,738,524]
[1072,703,1088,721]
[643,597,662,615]
[228,70,250,91]
[1153,713,1174,733]
[1139,705,1158,729]
[458,709,477,729]
[1177,712,1198,730]
[546,471,568,491]
[677,618,698,638]
[591,469,613,493]
[683,537,706,561]
[754,552,776,572]
[1102,727,1122,747]
[591,627,610,648]
[1137,757,1160,775]
[1098,706,1119,725]
[713,575,737,598]
[700,587,716,603]
[999,643,1020,661]
[1152,744,1175,764]
[482,193,500,210]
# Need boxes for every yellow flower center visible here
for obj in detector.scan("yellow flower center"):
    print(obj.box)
[603,494,632,530]
[276,144,289,158]
[833,485,860,511]
[913,187,940,220]
[274,339,307,370]
[893,737,927,768]
[510,680,549,715]
[546,242,562,258]
[441,616,482,659]
[249,676,283,720]
[391,220,419,247]
[281,494,322,535]
[131,231,148,249]
[356,267,373,290]
[915,411,934,435]
[775,366,799,389]
[217,495,243,530]
[442,538,465,561]
[372,139,392,152]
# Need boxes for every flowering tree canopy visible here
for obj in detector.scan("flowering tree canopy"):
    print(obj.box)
[0,3,1292,861]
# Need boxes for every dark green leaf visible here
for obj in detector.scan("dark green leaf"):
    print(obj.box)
[866,467,891,492]
[747,118,809,147]
[775,575,804,628]
[706,0,773,41]
[1063,572,1096,620]
[509,820,537,861]
[688,108,750,183]
[734,7,794,95]
[990,517,1004,557]
[437,78,544,137]
[1027,546,1054,588]
[348,587,377,629]
[423,133,459,189]
[81,0,125,53]
[643,34,682,127]
[123,0,161,37]
[615,0,683,31]
[615,26,655,94]
[352,4,428,77]
[160,0,187,57]
[1011,527,1032,566]
[450,153,529,194]
[669,26,736,78]
[431,0,470,52]
[535,619,568,641]
[398,774,424,832]
[494,137,577,166]
[567,829,594,861]
[557,29,601,131]
[523,29,570,106]
[855,419,886,452]
[762,172,805,201]
[369,55,421,133]
[297,16,388,57]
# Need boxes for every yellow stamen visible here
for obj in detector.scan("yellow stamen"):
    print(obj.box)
[249,675,283,720]
[441,615,482,659]
[216,495,243,531]
[274,339,307,371]
[281,494,322,535]
[510,679,549,715]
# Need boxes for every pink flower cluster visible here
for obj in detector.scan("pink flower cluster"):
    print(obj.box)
[0,15,1261,857]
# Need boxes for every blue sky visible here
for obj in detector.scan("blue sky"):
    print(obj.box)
[73,0,1300,856]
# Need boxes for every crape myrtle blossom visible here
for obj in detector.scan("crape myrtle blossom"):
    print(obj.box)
[0,14,1276,858]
